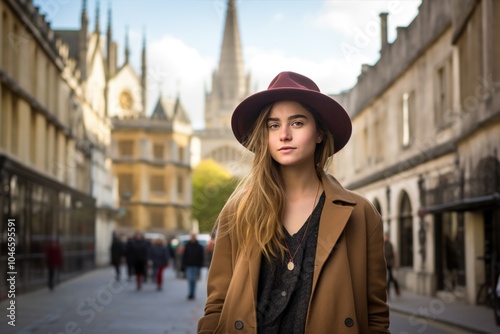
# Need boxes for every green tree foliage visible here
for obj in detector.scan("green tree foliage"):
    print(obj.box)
[192,159,238,233]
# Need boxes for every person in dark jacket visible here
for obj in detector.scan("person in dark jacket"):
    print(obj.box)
[182,232,205,300]
[150,238,169,291]
[110,233,125,280]
[384,232,400,297]
[130,232,149,290]
[124,236,135,281]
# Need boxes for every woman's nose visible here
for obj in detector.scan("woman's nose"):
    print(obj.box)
[280,127,291,141]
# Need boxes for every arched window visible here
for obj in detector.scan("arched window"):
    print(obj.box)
[399,191,413,267]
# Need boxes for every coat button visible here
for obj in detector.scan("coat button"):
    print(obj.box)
[344,317,354,327]
[234,320,244,330]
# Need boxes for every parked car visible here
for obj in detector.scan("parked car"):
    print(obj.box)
[173,233,211,278]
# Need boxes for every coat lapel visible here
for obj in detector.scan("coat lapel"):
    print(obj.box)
[312,172,357,291]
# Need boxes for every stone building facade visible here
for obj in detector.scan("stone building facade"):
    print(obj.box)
[0,0,100,295]
[111,95,193,238]
[331,0,500,304]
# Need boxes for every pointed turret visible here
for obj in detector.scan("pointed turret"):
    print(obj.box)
[106,4,115,78]
[141,29,147,114]
[79,0,88,81]
[124,26,130,64]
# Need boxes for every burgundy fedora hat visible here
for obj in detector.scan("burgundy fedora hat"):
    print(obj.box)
[231,71,352,154]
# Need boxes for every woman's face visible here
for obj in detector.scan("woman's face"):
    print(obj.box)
[266,100,322,168]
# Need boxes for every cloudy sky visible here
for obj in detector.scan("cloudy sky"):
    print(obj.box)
[35,0,421,129]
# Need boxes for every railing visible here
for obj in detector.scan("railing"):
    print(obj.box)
[424,174,499,208]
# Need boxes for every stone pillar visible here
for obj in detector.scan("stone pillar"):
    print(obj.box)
[465,211,484,304]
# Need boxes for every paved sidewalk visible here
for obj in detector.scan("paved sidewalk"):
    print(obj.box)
[0,266,207,334]
[389,289,500,334]
[3,266,500,333]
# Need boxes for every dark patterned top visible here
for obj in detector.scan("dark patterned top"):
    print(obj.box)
[257,192,325,334]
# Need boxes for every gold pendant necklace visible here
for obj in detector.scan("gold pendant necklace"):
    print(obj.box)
[284,182,321,271]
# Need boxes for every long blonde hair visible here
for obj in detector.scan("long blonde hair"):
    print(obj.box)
[218,102,335,261]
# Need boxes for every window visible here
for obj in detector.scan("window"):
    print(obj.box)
[118,174,133,198]
[153,143,164,160]
[118,140,134,157]
[399,191,413,267]
[30,109,37,164]
[374,116,384,163]
[176,211,184,229]
[435,57,453,127]
[0,86,7,148]
[2,11,8,69]
[178,146,184,163]
[150,175,165,193]
[11,95,18,154]
[401,91,415,147]
[177,175,184,195]
[149,209,164,228]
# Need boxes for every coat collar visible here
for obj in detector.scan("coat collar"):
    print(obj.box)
[243,171,357,305]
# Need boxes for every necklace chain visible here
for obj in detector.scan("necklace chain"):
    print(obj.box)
[283,182,321,270]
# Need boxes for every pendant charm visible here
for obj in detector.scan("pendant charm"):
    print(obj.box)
[287,261,294,271]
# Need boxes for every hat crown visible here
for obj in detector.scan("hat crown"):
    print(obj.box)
[268,71,320,92]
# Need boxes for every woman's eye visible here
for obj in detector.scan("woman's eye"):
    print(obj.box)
[268,123,279,130]
[292,121,304,127]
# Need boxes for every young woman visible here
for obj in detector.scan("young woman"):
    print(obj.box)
[198,71,390,333]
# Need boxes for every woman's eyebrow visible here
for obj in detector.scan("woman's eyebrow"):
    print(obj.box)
[266,114,308,122]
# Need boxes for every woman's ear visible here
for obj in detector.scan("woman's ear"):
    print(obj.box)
[316,134,323,143]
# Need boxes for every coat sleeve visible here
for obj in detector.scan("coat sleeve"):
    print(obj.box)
[366,211,391,333]
[198,210,234,333]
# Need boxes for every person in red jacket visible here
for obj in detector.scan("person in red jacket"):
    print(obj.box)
[46,237,63,290]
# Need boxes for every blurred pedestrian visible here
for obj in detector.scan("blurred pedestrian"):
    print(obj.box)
[110,232,125,280]
[125,236,135,281]
[182,232,204,300]
[167,239,176,267]
[384,232,400,298]
[198,71,389,333]
[150,238,169,291]
[131,232,149,290]
[45,236,63,290]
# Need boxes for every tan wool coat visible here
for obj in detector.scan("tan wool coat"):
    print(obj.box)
[198,172,390,334]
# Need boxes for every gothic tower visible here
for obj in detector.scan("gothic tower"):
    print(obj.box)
[198,0,252,175]
[205,0,251,130]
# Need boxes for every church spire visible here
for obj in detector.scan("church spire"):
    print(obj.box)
[218,0,246,100]
[204,0,250,129]
[94,0,100,33]
[81,0,88,23]
[124,26,130,64]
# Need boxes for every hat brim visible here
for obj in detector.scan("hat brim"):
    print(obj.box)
[231,88,352,154]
